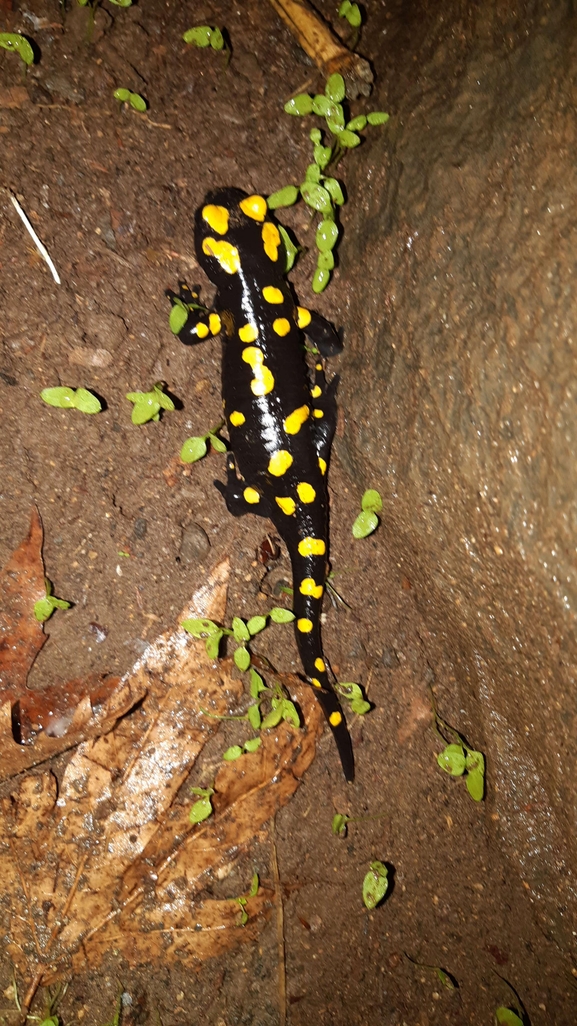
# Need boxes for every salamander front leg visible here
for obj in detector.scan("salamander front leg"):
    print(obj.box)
[298,307,343,357]
[214,456,272,518]
[166,281,222,346]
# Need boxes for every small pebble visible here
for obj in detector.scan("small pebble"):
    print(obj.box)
[133,517,148,540]
[179,522,211,563]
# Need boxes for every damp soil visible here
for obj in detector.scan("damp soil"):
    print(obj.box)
[0,1,574,1024]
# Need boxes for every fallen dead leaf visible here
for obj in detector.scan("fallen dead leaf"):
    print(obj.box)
[0,86,29,109]
[0,558,322,998]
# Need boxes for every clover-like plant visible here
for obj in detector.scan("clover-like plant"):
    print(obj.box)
[335,680,370,715]
[362,860,389,910]
[180,423,227,463]
[183,25,230,65]
[352,489,382,538]
[430,689,486,802]
[41,386,102,414]
[126,381,175,424]
[233,873,259,926]
[113,87,146,112]
[34,578,71,623]
[269,73,388,291]
[182,607,295,672]
[338,1,362,48]
[0,33,34,68]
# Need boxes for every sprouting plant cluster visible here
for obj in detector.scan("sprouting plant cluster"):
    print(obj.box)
[113,87,146,111]
[41,387,102,414]
[125,381,175,424]
[352,489,382,538]
[431,693,486,802]
[180,423,226,463]
[33,578,71,623]
[268,73,388,292]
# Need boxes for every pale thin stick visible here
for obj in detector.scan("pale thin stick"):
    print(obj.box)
[9,191,61,284]
[270,815,286,1026]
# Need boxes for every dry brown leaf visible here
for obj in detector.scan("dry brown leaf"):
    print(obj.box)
[0,559,322,993]
[0,510,146,780]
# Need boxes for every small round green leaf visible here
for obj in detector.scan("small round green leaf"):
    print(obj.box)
[309,127,322,144]
[345,3,361,27]
[33,597,55,622]
[269,607,295,624]
[281,700,300,728]
[312,95,341,123]
[130,396,160,424]
[247,615,267,636]
[325,73,346,104]
[305,162,321,183]
[361,489,383,513]
[129,93,147,112]
[244,737,262,754]
[313,144,332,169]
[248,871,260,895]
[223,745,243,761]
[232,617,250,642]
[41,386,76,408]
[346,115,367,132]
[189,796,213,824]
[300,182,332,214]
[332,813,349,837]
[317,250,335,271]
[183,26,212,46]
[362,861,389,910]
[0,33,34,65]
[180,436,208,463]
[205,632,222,660]
[323,177,345,205]
[284,93,314,116]
[312,266,331,293]
[169,302,188,334]
[465,749,485,775]
[182,617,219,638]
[352,510,378,538]
[466,768,485,802]
[316,219,339,253]
[209,433,227,453]
[338,1,352,15]
[261,705,284,730]
[337,681,362,700]
[267,185,299,209]
[234,646,251,672]
[247,704,262,730]
[336,129,361,148]
[113,88,131,103]
[249,668,266,696]
[437,744,467,776]
[277,224,299,273]
[72,388,101,414]
[495,1010,524,1026]
[367,111,390,126]
[350,698,371,715]
[209,27,224,50]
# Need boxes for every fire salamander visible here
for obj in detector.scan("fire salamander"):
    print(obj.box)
[167,187,354,782]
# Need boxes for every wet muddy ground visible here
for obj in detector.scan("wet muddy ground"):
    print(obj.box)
[1,1,575,1023]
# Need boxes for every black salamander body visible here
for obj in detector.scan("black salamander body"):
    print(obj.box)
[168,187,354,781]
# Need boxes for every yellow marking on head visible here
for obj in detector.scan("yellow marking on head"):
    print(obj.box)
[239,322,259,343]
[299,577,323,599]
[239,194,267,221]
[298,537,326,557]
[310,384,322,398]
[297,618,313,633]
[262,221,281,261]
[243,487,260,504]
[297,306,312,329]
[318,457,327,475]
[202,204,229,235]
[229,410,245,427]
[241,346,275,396]
[283,405,310,435]
[314,657,325,672]
[275,495,296,516]
[262,285,284,304]
[329,711,343,727]
[268,449,293,476]
[209,313,222,335]
[193,321,210,339]
[313,408,324,418]
[297,482,316,504]
[273,317,291,337]
[311,677,322,687]
[202,237,240,274]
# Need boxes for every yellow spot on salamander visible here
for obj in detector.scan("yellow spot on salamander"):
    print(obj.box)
[243,487,260,504]
[193,321,210,339]
[202,204,229,235]
[275,496,296,516]
[239,323,259,343]
[313,408,324,418]
[318,457,327,475]
[273,317,291,337]
[239,194,267,221]
[209,313,222,335]
[262,285,284,304]
[297,618,313,633]
[284,405,310,435]
[202,237,240,274]
[298,537,326,557]
[262,221,281,261]
[229,410,245,427]
[268,449,293,476]
[297,482,316,504]
[297,306,312,329]
[310,384,322,398]
[314,657,325,672]
[299,577,323,599]
[329,711,343,727]
[315,362,323,371]
[241,346,275,396]
[311,677,322,688]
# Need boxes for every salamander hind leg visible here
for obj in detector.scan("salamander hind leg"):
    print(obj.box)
[310,362,339,466]
[214,456,272,518]
[298,307,343,357]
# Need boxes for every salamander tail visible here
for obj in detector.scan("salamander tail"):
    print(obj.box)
[314,686,355,782]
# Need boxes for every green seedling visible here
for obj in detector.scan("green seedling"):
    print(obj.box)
[182,607,295,671]
[180,422,227,463]
[233,872,259,925]
[126,381,175,424]
[430,688,486,802]
[362,860,389,910]
[183,25,231,66]
[168,290,209,335]
[404,952,458,991]
[34,578,71,623]
[76,0,132,44]
[495,1011,524,1026]
[41,386,102,414]
[113,87,147,112]
[270,73,388,291]
[189,786,214,824]
[331,807,385,838]
[0,32,34,67]
[352,488,382,538]
[338,1,362,48]
[223,737,262,760]
[335,680,370,715]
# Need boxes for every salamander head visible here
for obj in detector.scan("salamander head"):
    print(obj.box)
[195,187,285,287]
